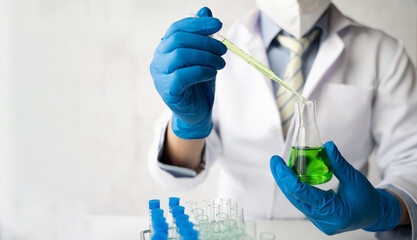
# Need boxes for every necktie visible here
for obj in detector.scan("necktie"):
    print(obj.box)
[276,29,321,137]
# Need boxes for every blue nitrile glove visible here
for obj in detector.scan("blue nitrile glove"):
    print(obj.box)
[150,7,227,139]
[270,141,402,235]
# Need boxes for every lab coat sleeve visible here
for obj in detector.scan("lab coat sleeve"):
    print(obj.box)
[372,39,417,238]
[147,110,222,190]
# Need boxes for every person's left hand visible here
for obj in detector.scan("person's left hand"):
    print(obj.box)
[270,141,402,235]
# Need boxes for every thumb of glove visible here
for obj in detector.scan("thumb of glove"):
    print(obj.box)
[270,155,286,184]
[197,7,213,17]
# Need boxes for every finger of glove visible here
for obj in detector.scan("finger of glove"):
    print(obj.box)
[163,17,222,40]
[271,155,335,213]
[196,7,213,17]
[308,217,341,236]
[153,48,225,74]
[270,156,315,215]
[324,141,362,189]
[168,66,217,96]
[157,32,227,56]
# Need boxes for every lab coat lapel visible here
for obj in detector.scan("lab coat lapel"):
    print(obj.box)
[234,10,285,146]
[239,10,275,97]
[303,5,356,99]
[229,10,283,139]
[233,9,301,147]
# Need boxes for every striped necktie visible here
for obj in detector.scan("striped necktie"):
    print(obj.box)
[276,29,321,137]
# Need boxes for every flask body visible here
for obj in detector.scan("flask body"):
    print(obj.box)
[288,100,332,185]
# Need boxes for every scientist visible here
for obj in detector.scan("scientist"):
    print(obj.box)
[149,0,416,238]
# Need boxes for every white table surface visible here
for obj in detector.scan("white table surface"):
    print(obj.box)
[89,215,375,240]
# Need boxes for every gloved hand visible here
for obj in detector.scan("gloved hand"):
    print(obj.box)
[270,141,402,235]
[150,7,227,139]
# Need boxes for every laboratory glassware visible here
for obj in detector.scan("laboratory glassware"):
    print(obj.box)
[148,199,160,236]
[245,220,257,240]
[288,100,333,185]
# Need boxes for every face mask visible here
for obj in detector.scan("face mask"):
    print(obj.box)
[256,0,331,38]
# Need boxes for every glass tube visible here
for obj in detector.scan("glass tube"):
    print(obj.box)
[220,197,231,214]
[190,208,204,223]
[148,199,160,237]
[196,217,214,240]
[245,221,257,240]
[216,212,229,222]
[259,232,276,240]
[168,197,180,239]
[229,225,244,239]
[231,207,245,229]
[196,219,213,230]
[208,203,220,222]
[216,212,230,235]
[228,202,238,216]
[185,201,198,215]
[220,219,236,234]
[198,222,215,240]
[203,199,215,215]
[195,214,209,224]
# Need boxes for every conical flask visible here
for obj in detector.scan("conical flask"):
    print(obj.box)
[288,100,333,185]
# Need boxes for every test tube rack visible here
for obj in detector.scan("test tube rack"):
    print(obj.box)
[144,197,264,240]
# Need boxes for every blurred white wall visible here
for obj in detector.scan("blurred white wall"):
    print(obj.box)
[0,0,415,239]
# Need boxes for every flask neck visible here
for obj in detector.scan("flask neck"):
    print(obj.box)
[292,100,323,147]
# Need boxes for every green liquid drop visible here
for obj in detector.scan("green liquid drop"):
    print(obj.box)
[288,146,333,185]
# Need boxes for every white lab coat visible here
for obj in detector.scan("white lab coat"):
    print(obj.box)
[149,4,417,223]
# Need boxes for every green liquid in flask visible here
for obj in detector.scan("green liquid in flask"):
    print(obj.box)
[288,146,333,185]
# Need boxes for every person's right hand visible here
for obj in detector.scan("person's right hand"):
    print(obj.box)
[150,7,227,139]
[270,141,402,235]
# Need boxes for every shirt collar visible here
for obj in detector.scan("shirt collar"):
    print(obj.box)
[260,9,330,49]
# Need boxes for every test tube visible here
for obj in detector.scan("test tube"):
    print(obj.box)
[195,214,209,224]
[245,221,257,240]
[153,221,169,237]
[151,232,168,240]
[207,203,220,222]
[216,212,229,222]
[195,214,211,237]
[168,197,180,239]
[185,201,198,215]
[203,199,214,215]
[169,197,180,211]
[148,199,160,235]
[198,223,215,240]
[231,207,245,229]
[171,205,184,239]
[227,202,238,216]
[177,220,194,236]
[181,228,199,240]
[259,232,276,240]
[190,208,204,223]
[151,209,165,224]
[216,213,230,233]
[220,198,231,215]
[216,212,230,236]
[175,213,189,224]
[230,225,245,238]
